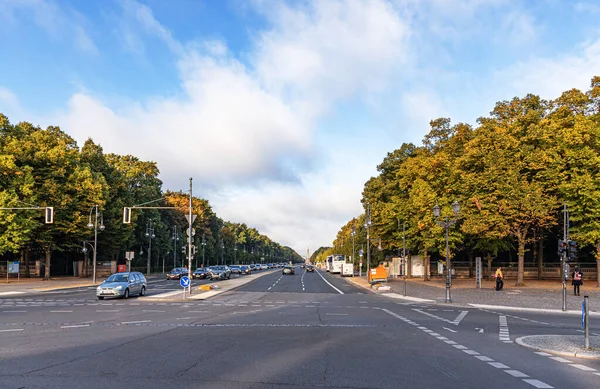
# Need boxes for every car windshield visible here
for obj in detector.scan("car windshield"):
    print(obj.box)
[194,269,206,273]
[105,274,128,283]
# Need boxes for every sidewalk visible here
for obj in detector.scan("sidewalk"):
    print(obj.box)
[346,275,600,359]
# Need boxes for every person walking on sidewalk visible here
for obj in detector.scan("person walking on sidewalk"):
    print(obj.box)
[494,267,504,291]
[572,266,583,296]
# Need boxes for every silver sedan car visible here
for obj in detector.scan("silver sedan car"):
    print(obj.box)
[96,272,147,300]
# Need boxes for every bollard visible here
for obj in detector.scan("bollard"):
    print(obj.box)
[584,295,590,349]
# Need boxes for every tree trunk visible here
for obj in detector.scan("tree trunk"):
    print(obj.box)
[22,249,30,278]
[537,232,544,280]
[44,249,51,280]
[532,229,538,277]
[516,230,526,286]
[424,249,430,281]
[468,251,473,278]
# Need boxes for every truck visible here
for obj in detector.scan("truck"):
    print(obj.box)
[341,263,354,277]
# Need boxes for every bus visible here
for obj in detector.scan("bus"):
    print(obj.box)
[330,254,345,274]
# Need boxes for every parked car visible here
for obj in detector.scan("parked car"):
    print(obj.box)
[229,265,241,275]
[282,266,295,275]
[166,268,188,280]
[96,272,146,300]
[192,268,210,279]
[260,264,268,270]
[240,265,251,275]
[208,266,231,280]
[306,265,315,272]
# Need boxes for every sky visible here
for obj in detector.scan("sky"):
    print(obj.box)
[1,0,600,255]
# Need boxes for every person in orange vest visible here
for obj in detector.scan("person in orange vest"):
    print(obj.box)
[494,267,504,291]
[572,266,583,296]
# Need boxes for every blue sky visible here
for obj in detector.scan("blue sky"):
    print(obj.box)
[2,0,600,254]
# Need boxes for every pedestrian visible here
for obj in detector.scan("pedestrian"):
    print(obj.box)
[494,267,504,291]
[572,266,583,296]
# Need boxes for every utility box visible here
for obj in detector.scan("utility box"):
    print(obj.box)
[342,263,354,277]
[368,264,388,284]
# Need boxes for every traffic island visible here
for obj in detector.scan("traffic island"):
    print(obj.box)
[516,335,600,359]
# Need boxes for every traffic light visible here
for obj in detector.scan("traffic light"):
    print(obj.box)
[558,239,566,256]
[568,240,578,261]
[123,207,131,224]
[45,207,54,224]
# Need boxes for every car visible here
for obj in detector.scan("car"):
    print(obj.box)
[306,265,315,272]
[192,268,210,279]
[229,265,241,274]
[240,265,251,275]
[96,272,146,300]
[300,264,305,268]
[208,265,231,280]
[282,266,295,275]
[260,264,268,270]
[166,267,188,280]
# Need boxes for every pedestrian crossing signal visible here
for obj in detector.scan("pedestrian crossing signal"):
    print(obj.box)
[45,207,54,224]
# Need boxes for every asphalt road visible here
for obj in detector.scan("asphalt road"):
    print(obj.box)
[1,267,599,389]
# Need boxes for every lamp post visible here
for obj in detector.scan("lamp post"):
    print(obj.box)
[401,220,407,296]
[433,200,460,303]
[87,205,104,284]
[351,220,356,272]
[364,204,372,280]
[172,226,179,268]
[201,233,206,267]
[221,240,224,265]
[81,241,95,278]
[144,219,155,276]
[234,242,238,265]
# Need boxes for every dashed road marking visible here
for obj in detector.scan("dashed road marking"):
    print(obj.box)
[61,324,90,329]
[0,328,24,332]
[121,320,151,324]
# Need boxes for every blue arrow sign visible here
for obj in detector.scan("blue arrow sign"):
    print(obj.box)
[180,276,190,288]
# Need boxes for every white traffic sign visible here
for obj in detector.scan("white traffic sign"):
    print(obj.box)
[180,276,190,288]
[125,251,135,261]
[186,228,195,237]
[185,214,197,225]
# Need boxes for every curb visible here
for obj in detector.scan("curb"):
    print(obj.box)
[345,277,376,294]
[515,335,600,359]
[380,293,435,303]
[469,303,600,317]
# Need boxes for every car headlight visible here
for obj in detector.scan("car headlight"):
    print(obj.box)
[115,285,124,290]
[96,286,102,291]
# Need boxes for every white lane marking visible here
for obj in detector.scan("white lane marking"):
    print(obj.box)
[489,362,510,369]
[61,324,90,329]
[535,352,552,356]
[176,317,196,320]
[0,292,25,296]
[453,345,468,350]
[188,310,208,313]
[0,329,24,332]
[475,356,494,362]
[315,269,344,294]
[96,310,119,312]
[50,310,72,313]
[505,370,529,378]
[121,320,151,324]
[549,357,572,363]
[570,364,597,372]
[326,313,348,316]
[499,315,510,342]
[443,327,457,333]
[2,310,26,313]
[522,379,553,388]
[463,350,480,355]
[451,311,468,325]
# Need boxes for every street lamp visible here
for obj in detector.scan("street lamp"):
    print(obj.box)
[87,205,104,284]
[364,203,372,280]
[81,241,94,278]
[351,220,356,272]
[201,233,206,267]
[433,200,460,303]
[172,226,180,268]
[144,219,155,276]
[221,240,225,265]
[234,241,238,265]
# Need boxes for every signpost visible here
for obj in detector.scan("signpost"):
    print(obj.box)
[359,250,363,278]
[180,276,190,298]
[125,251,135,272]
[7,261,19,283]
[583,296,590,349]
[475,257,482,289]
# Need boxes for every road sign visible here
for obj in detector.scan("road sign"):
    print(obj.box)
[180,276,190,288]
[8,262,19,274]
[186,228,195,237]
[359,249,363,257]
[185,214,197,225]
[125,251,135,261]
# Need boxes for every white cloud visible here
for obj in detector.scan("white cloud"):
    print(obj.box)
[493,37,600,99]
[54,0,411,253]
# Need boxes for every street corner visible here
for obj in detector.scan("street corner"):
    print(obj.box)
[515,334,600,359]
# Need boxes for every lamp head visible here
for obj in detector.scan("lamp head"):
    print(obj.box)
[433,204,441,218]
[452,200,460,215]
[99,224,105,231]
[87,222,94,229]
